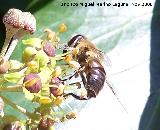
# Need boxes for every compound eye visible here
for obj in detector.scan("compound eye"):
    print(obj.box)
[68,34,84,47]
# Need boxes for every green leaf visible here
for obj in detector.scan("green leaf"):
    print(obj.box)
[0,0,154,130]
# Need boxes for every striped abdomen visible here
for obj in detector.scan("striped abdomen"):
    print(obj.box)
[84,58,106,99]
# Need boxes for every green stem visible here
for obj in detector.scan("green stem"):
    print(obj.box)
[0,78,5,84]
[0,85,23,92]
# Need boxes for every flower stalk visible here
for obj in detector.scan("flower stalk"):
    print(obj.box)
[0,85,23,92]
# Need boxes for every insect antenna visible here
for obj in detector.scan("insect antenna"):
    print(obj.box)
[106,80,128,114]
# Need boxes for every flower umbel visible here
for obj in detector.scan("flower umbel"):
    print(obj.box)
[0,9,85,130]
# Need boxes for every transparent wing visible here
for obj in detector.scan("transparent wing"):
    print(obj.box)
[103,53,112,67]
[96,49,112,67]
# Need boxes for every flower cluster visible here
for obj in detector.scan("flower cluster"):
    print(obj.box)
[0,9,86,130]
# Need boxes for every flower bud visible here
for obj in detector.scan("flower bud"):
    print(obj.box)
[27,60,38,68]
[50,77,60,86]
[43,42,56,57]
[22,38,42,49]
[44,28,56,41]
[39,97,52,104]
[23,73,42,93]
[59,23,67,33]
[34,50,49,67]
[22,46,37,63]
[38,118,54,130]
[50,83,64,97]
[4,72,23,83]
[50,77,61,97]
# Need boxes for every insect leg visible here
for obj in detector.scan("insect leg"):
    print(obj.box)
[63,93,88,100]
[63,72,89,100]
[63,67,89,100]
[80,72,87,87]
[59,72,79,82]
[69,82,81,89]
[60,66,85,81]
[63,74,88,100]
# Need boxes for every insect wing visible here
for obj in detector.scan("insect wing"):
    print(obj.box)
[103,54,112,67]
[97,50,112,67]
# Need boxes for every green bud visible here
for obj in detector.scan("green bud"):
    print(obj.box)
[23,73,42,93]
[39,96,52,104]
[34,50,49,67]
[22,47,37,63]
[4,72,23,83]
[22,38,42,49]
[25,60,39,73]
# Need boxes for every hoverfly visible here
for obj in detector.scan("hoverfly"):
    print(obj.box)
[63,35,113,99]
